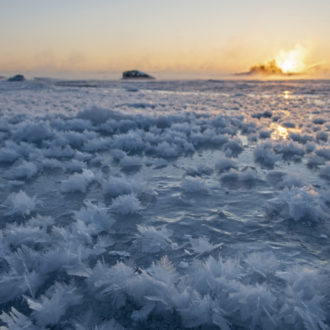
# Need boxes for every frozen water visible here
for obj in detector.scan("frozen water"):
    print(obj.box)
[0,79,329,329]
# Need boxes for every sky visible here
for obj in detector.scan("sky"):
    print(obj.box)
[1,0,330,79]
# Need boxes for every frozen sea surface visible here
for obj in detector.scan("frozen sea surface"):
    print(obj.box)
[0,79,329,329]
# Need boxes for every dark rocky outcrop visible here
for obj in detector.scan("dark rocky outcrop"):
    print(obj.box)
[122,70,154,79]
[8,74,25,82]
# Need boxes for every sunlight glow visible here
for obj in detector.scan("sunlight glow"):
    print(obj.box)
[275,45,306,73]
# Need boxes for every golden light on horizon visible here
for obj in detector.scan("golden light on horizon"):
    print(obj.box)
[275,45,306,73]
[246,44,311,76]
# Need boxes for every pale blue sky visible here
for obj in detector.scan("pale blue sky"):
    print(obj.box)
[1,0,329,78]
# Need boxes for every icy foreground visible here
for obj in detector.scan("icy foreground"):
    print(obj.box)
[0,79,329,329]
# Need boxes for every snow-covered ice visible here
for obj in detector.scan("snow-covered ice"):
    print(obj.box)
[0,78,329,329]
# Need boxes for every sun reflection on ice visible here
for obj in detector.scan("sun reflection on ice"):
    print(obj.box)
[271,124,289,140]
[270,123,301,140]
[283,90,291,99]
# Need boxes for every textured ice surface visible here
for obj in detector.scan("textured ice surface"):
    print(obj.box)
[0,79,329,329]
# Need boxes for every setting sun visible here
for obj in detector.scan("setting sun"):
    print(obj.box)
[275,45,306,73]
[242,44,310,76]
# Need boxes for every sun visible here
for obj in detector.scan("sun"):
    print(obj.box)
[275,45,306,74]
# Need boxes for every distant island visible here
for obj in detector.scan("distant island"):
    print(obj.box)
[122,70,154,79]
[8,74,25,82]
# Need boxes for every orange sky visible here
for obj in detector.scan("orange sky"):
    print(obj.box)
[1,0,330,78]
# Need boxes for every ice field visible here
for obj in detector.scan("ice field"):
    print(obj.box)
[0,78,329,329]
